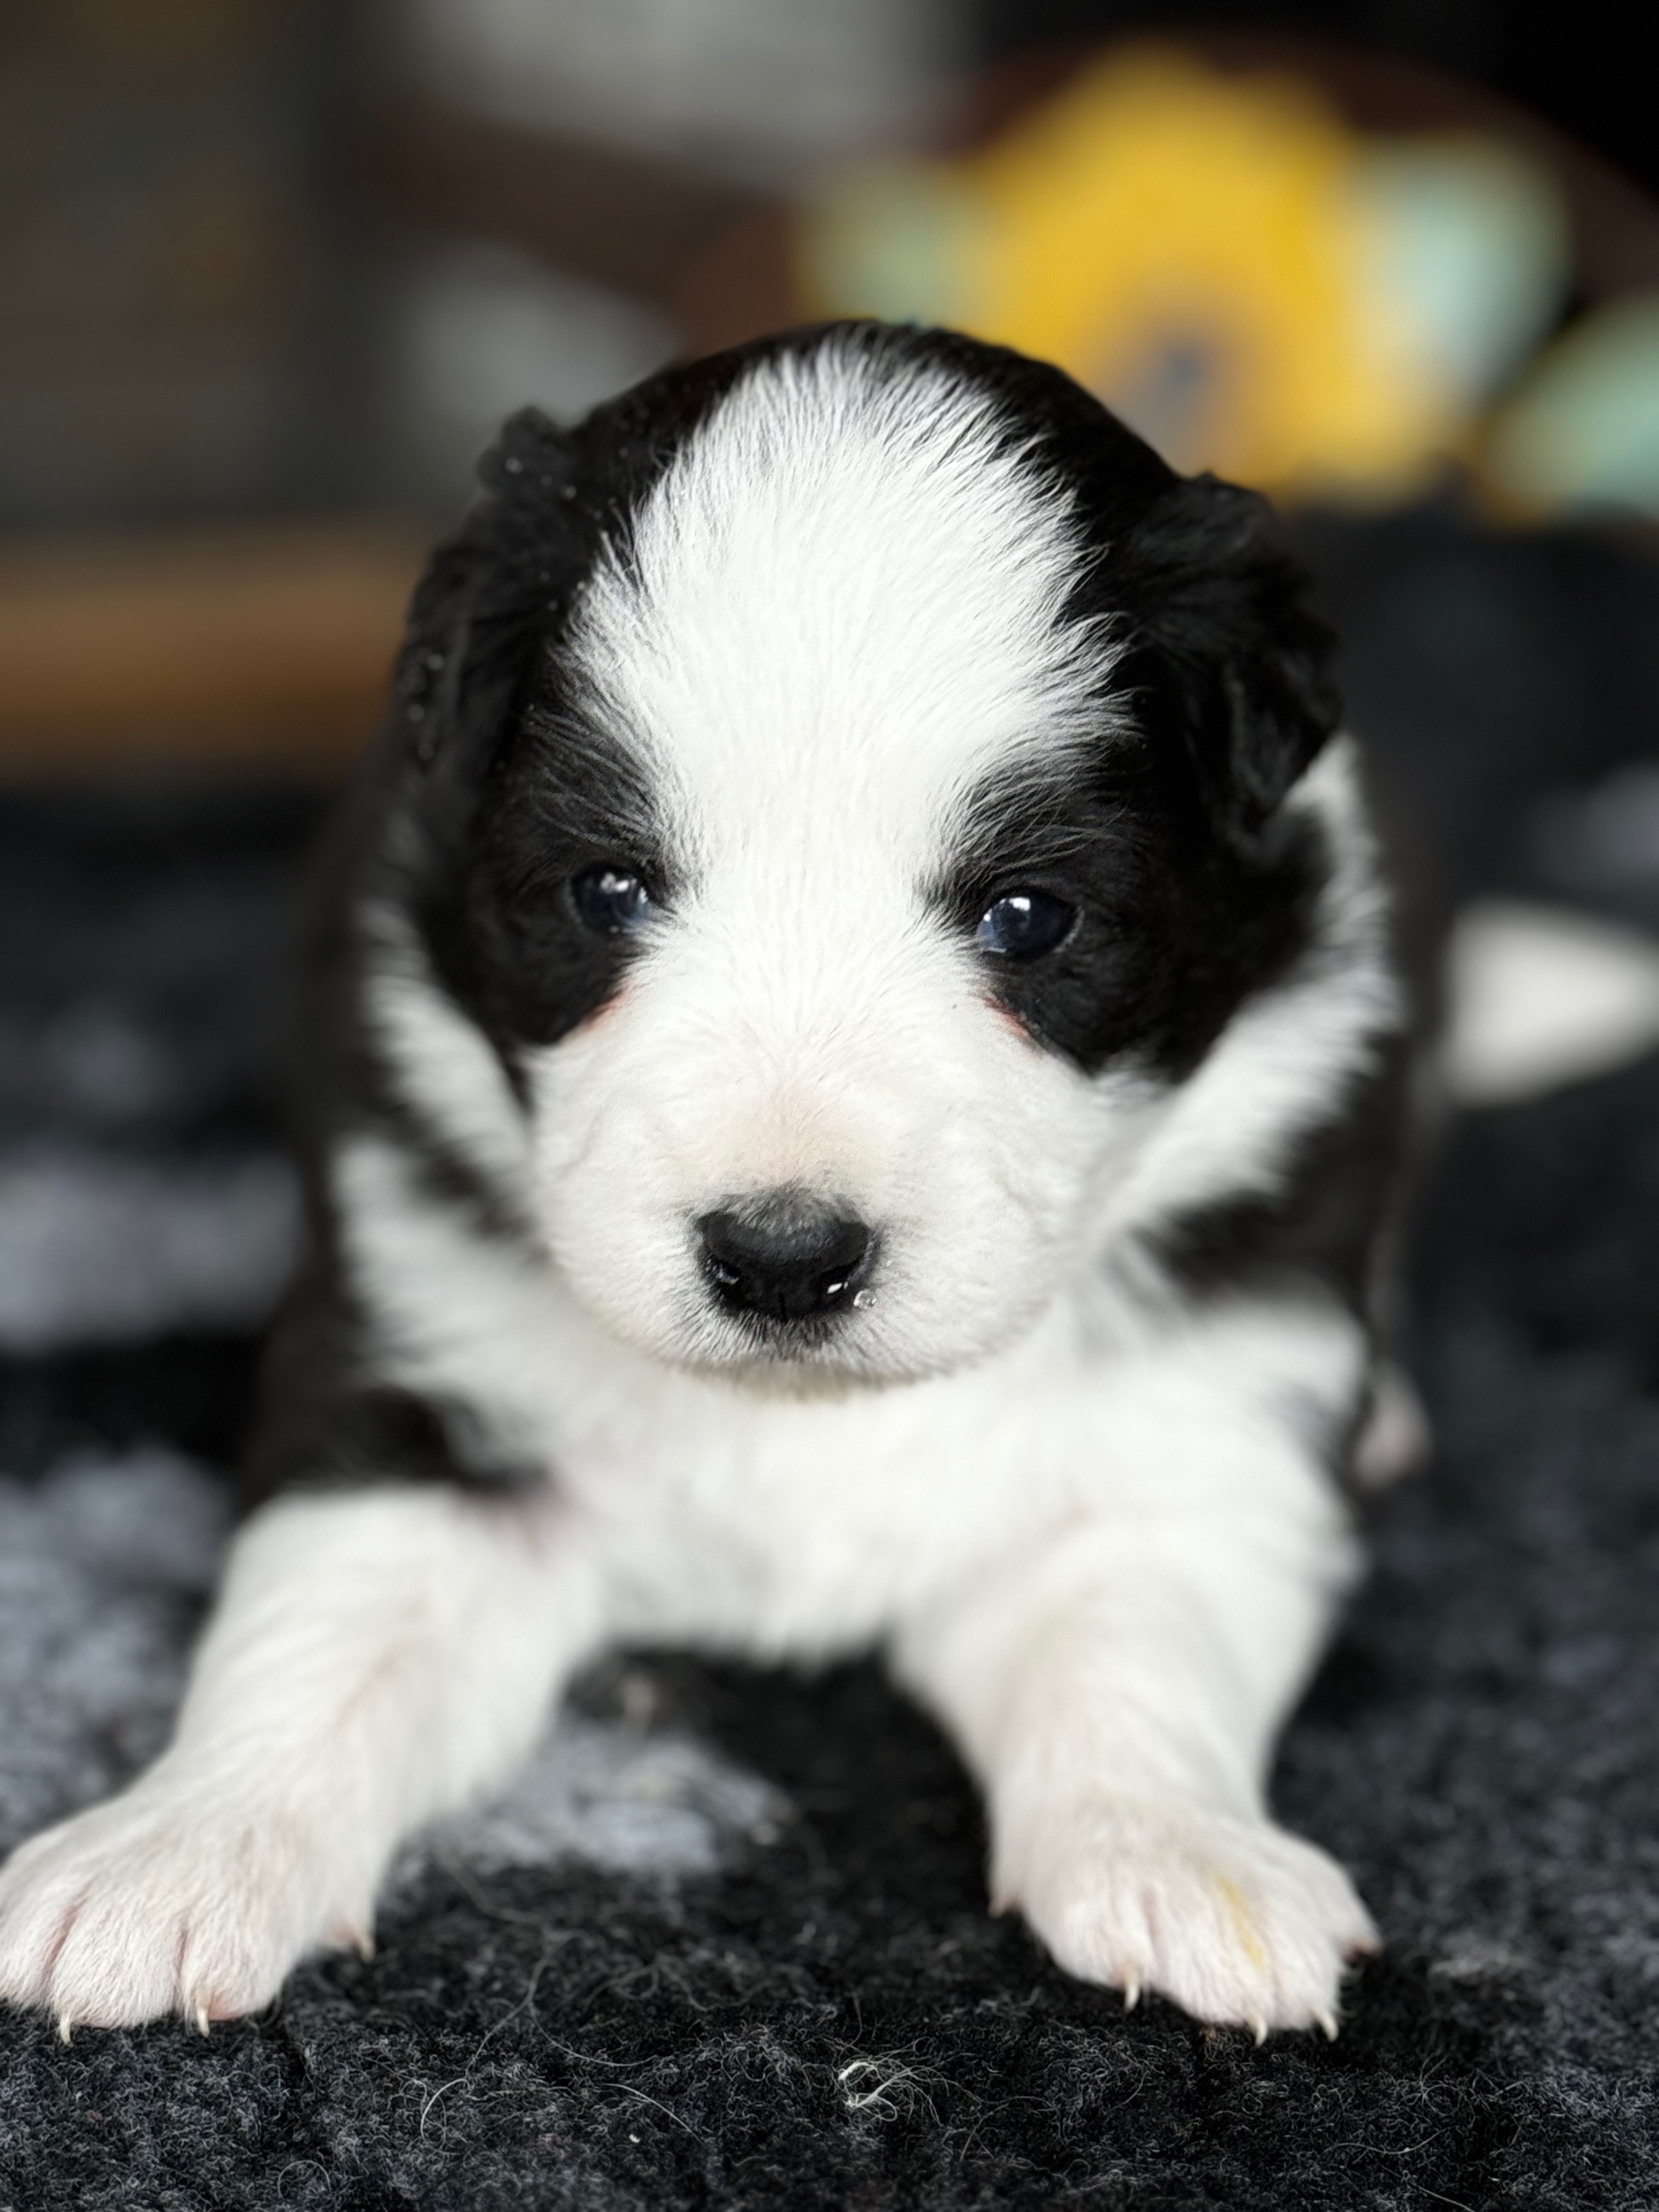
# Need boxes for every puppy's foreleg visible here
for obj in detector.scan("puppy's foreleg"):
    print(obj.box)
[0,1483,601,2034]
[892,1469,1376,2036]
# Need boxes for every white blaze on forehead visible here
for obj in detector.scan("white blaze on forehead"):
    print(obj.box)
[566,340,1119,870]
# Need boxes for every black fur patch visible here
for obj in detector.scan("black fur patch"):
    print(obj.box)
[938,741,1331,1077]
[872,327,1341,837]
[244,1272,541,1508]
[449,701,675,1052]
[1148,1035,1412,1319]
[917,327,1340,1076]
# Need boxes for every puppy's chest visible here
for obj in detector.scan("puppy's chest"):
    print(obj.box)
[546,1362,1077,1656]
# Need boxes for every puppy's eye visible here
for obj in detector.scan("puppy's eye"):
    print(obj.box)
[975,890,1076,960]
[572,864,653,935]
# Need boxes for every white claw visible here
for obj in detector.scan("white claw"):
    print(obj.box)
[57,2015,73,2046]
[1315,2008,1339,2043]
[1121,1980,1141,2013]
[195,2004,212,2038]
[1250,2016,1269,2047]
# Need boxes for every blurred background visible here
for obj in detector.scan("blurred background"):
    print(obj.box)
[4,0,1659,771]
[4,0,1659,1463]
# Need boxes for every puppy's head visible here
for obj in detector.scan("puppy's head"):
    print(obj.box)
[382,325,1339,1383]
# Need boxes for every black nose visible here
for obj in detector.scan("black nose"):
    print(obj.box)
[698,1193,874,1324]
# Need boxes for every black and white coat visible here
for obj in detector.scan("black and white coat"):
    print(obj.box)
[0,324,1407,2039]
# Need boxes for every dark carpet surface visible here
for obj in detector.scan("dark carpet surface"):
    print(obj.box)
[3,512,1659,2210]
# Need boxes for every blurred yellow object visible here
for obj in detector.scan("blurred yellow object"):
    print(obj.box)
[804,48,1568,504]
[961,52,1446,495]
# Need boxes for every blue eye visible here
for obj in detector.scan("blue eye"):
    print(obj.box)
[572,864,653,934]
[975,890,1076,960]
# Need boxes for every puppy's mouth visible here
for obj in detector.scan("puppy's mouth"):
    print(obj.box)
[717,1295,874,1358]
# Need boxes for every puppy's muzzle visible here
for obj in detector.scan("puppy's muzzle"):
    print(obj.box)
[697,1190,873,1324]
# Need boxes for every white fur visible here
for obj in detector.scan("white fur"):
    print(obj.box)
[573,343,1125,819]
[0,343,1396,2038]
[361,904,534,1197]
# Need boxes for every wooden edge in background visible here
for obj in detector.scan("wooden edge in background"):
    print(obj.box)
[0,517,431,774]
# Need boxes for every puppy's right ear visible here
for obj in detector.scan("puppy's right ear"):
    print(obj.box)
[1116,474,1340,850]
[392,407,584,796]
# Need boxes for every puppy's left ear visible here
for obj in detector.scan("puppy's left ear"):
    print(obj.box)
[1119,474,1340,844]
[394,405,582,789]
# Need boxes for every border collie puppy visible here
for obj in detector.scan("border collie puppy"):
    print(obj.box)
[0,323,1404,2040]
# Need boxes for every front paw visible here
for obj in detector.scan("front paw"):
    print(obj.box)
[998,1797,1378,2036]
[0,1771,373,2035]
